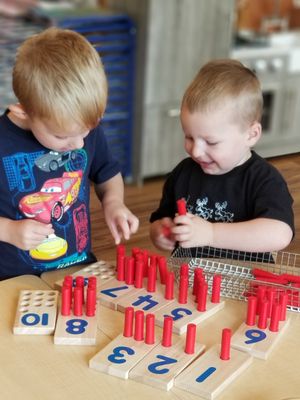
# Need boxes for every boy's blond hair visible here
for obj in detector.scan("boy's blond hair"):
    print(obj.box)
[13,27,107,130]
[182,59,263,128]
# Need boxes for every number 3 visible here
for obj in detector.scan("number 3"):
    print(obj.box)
[107,346,135,364]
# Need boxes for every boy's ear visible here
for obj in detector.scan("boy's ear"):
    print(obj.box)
[8,103,28,120]
[247,121,262,147]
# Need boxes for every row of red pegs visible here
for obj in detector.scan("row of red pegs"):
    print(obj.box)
[245,287,288,331]
[115,244,222,310]
[61,275,97,317]
[191,267,222,310]
[122,306,231,360]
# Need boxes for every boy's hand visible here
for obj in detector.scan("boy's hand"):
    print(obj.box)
[6,219,54,250]
[150,218,176,251]
[104,202,139,245]
[172,213,213,248]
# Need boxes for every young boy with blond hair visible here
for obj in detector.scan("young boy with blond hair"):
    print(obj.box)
[0,27,139,279]
[150,59,294,257]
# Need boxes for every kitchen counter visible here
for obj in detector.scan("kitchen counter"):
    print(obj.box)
[230,31,300,159]
[231,31,300,73]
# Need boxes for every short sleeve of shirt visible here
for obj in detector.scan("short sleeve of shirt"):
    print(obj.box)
[247,158,294,233]
[87,124,121,184]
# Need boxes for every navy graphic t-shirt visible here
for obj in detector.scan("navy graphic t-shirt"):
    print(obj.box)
[0,111,120,279]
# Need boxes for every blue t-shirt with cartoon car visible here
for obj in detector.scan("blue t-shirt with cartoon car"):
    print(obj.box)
[0,111,120,279]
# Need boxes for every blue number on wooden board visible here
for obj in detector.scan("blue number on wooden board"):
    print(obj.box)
[164,308,193,321]
[100,286,129,298]
[132,295,159,311]
[107,346,135,364]
[148,355,177,374]
[245,329,267,344]
[21,313,49,326]
[196,367,217,382]
[66,319,88,334]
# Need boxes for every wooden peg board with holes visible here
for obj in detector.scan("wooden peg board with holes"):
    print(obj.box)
[54,281,98,346]
[231,320,290,360]
[89,333,158,379]
[174,345,253,400]
[13,290,59,335]
[129,335,205,391]
[116,282,176,314]
[154,291,225,335]
[54,260,116,291]
[54,303,98,345]
[98,277,142,310]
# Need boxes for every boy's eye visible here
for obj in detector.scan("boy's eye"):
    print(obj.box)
[207,141,218,146]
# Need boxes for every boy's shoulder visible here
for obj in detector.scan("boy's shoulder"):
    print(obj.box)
[249,151,284,177]
[0,110,21,134]
[0,111,19,141]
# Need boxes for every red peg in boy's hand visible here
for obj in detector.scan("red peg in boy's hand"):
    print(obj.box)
[177,198,187,215]
[161,198,186,239]
[162,226,172,238]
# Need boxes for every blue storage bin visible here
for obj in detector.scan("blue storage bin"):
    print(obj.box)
[57,15,136,179]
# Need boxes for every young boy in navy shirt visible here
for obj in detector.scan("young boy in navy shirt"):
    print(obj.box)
[0,27,139,279]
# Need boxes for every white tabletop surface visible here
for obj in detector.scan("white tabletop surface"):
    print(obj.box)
[1,273,300,400]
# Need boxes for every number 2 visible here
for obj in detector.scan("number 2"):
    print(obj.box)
[148,355,177,374]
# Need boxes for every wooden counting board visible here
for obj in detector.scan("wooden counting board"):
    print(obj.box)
[54,303,99,345]
[90,308,159,379]
[54,260,116,291]
[98,277,142,310]
[54,277,98,345]
[231,290,291,359]
[117,282,176,315]
[129,334,205,391]
[174,345,253,400]
[13,290,59,335]
[154,291,225,335]
[231,319,290,360]
[89,333,158,379]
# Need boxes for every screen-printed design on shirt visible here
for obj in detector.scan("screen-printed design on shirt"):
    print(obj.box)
[215,201,234,222]
[35,149,87,173]
[19,170,83,224]
[193,197,234,222]
[2,151,44,192]
[73,203,88,253]
[195,197,214,220]
[17,170,84,262]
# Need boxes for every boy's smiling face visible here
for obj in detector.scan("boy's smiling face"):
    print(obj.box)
[180,104,261,175]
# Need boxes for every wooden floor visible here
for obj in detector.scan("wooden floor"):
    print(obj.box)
[90,153,300,261]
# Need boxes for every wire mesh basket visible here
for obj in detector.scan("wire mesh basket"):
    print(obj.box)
[168,246,300,313]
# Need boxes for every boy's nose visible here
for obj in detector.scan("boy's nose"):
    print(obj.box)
[70,137,84,150]
[192,143,205,158]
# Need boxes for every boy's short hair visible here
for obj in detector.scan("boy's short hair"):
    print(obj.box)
[182,59,263,127]
[13,27,107,130]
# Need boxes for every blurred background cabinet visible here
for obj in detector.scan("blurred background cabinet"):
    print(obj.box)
[281,74,300,146]
[107,0,235,182]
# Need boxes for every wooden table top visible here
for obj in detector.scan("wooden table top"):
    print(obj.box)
[1,272,300,400]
